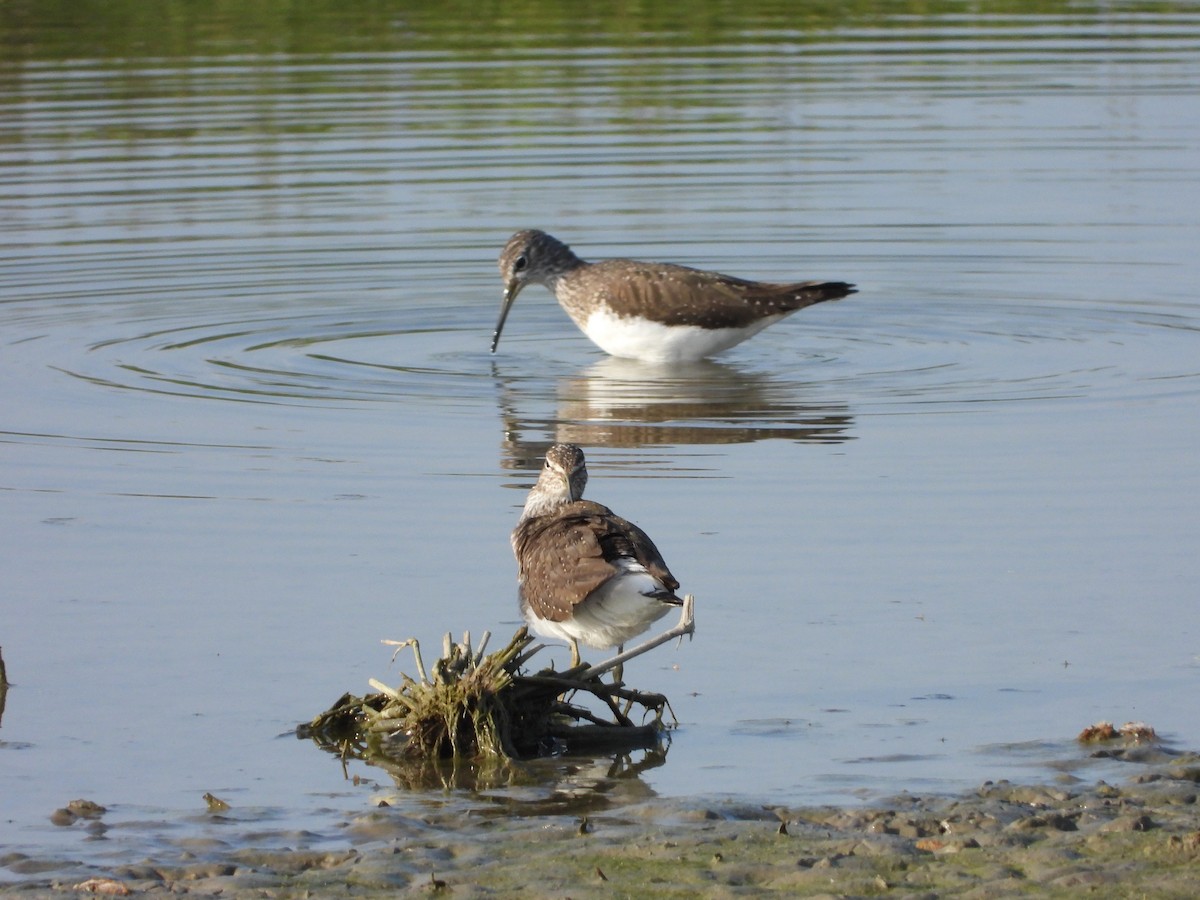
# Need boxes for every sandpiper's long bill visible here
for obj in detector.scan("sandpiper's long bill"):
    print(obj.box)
[511,443,682,666]
[492,229,856,363]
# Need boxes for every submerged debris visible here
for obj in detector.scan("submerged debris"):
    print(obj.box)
[203,792,230,812]
[300,597,694,776]
[50,799,107,828]
[1119,721,1159,742]
[1078,721,1159,743]
[73,878,131,896]
[1079,722,1119,742]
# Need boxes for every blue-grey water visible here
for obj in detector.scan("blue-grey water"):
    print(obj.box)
[2,1,1199,873]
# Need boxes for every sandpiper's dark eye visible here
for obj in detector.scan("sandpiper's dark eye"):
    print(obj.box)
[514,254,528,272]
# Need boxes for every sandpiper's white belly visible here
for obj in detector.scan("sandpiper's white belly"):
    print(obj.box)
[582,306,787,363]
[524,567,673,650]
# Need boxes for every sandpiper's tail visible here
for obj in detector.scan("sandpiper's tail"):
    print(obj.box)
[742,279,857,315]
[796,281,857,306]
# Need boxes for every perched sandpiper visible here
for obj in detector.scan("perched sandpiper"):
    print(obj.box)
[511,443,683,667]
[492,229,856,363]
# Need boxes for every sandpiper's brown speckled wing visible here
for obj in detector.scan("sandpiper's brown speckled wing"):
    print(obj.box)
[513,499,680,624]
[573,259,856,330]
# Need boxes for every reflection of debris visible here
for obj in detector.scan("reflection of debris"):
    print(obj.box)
[1078,721,1159,743]
[300,619,691,785]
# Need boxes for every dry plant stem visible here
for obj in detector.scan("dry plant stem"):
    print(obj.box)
[382,638,430,685]
[581,594,695,681]
[513,643,549,671]
[473,630,491,666]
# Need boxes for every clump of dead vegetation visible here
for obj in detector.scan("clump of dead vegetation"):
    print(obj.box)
[300,598,693,773]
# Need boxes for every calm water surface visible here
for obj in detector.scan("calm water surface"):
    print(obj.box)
[2,1,1199,871]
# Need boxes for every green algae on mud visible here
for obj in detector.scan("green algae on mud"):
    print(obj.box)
[5,752,1200,897]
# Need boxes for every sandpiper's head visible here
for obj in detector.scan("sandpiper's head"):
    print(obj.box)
[491,230,581,353]
[522,442,588,518]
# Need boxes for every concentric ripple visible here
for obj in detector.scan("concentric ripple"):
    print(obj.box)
[52,305,493,407]
[16,288,1198,433]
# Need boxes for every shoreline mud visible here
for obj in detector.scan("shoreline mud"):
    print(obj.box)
[3,746,1199,897]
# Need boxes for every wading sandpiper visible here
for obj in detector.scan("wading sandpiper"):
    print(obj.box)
[492,229,856,363]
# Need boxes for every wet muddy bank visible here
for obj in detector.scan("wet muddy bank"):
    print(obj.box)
[4,750,1199,898]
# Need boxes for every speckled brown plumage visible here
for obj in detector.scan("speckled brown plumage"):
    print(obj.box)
[562,259,851,330]
[510,443,683,660]
[513,499,680,626]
